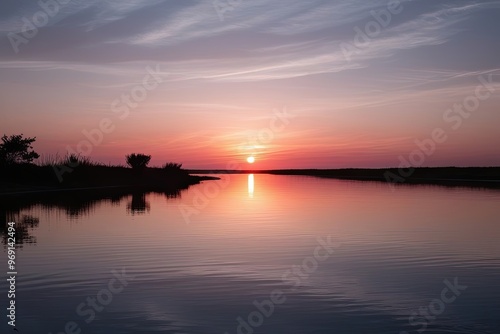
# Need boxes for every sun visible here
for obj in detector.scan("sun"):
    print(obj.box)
[246,156,255,164]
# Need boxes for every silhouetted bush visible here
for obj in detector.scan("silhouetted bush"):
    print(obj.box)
[0,134,39,166]
[65,154,96,167]
[38,153,114,168]
[126,153,151,169]
[163,162,182,171]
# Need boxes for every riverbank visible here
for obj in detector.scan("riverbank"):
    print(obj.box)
[0,164,218,196]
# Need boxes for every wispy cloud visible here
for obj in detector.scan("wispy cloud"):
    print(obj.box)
[123,0,403,46]
[82,0,167,31]
[126,1,230,46]
[265,0,401,35]
[0,0,494,84]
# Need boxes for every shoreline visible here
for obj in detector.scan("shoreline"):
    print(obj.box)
[3,165,500,195]
[0,163,219,197]
[0,176,219,196]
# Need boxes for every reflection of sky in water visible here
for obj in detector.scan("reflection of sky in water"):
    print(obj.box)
[1,175,500,333]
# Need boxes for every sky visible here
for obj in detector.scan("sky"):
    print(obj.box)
[0,0,499,169]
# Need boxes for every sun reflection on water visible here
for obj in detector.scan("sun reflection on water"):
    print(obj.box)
[248,174,254,198]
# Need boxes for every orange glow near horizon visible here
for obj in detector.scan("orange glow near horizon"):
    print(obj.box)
[2,1,500,170]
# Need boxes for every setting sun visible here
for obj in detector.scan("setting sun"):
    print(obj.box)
[247,156,255,164]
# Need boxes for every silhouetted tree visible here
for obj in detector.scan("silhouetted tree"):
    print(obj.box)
[0,134,39,166]
[126,153,151,169]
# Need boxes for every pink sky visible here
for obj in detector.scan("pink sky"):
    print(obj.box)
[1,0,500,169]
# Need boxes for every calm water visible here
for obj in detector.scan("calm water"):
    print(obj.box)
[2,174,500,334]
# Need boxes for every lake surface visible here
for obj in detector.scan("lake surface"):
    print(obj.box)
[2,174,500,334]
